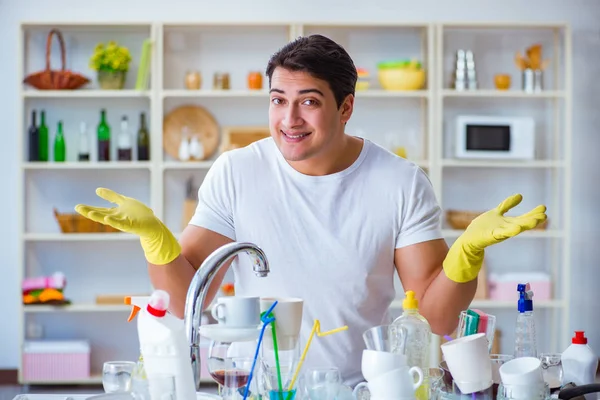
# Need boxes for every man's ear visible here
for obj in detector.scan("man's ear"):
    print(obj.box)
[340,94,354,124]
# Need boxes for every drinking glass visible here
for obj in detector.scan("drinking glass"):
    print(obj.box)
[457,310,496,352]
[539,353,563,390]
[131,373,176,400]
[222,357,257,400]
[102,361,136,393]
[303,366,342,400]
[262,365,297,400]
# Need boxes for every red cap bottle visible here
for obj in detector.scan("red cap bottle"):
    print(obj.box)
[572,331,588,345]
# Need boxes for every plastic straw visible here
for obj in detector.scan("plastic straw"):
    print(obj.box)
[285,320,348,400]
[242,301,278,400]
[270,318,284,400]
[444,335,453,342]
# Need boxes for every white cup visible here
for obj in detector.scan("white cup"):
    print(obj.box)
[211,296,260,328]
[353,366,423,399]
[499,357,543,385]
[361,349,407,382]
[440,333,492,394]
[260,297,303,350]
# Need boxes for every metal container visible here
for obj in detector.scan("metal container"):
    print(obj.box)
[522,68,543,93]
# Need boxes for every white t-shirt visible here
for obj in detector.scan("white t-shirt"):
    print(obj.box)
[190,137,443,386]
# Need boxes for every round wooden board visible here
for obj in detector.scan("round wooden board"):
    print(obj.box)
[163,105,220,160]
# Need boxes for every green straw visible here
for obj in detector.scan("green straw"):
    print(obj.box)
[261,311,284,400]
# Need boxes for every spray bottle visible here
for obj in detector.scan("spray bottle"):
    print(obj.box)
[513,283,537,358]
[126,290,197,400]
[124,296,149,381]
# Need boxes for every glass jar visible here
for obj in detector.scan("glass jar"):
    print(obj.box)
[213,72,230,90]
[247,71,263,90]
[185,70,201,90]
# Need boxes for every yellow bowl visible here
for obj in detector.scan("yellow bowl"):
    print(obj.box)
[377,68,426,91]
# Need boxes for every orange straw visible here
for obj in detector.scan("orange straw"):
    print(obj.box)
[285,320,348,397]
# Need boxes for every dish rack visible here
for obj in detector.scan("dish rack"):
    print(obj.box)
[53,208,120,233]
[446,210,549,230]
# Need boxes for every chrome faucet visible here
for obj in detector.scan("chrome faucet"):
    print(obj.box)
[183,242,270,391]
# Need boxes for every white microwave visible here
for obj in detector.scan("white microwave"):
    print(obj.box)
[454,115,535,160]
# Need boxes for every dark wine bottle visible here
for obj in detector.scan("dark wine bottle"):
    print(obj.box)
[137,112,150,161]
[28,110,39,161]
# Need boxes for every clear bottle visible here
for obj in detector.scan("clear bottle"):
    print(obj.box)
[78,122,90,161]
[513,283,537,358]
[391,290,431,400]
[117,116,132,161]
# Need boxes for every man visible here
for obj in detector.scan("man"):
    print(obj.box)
[76,34,547,386]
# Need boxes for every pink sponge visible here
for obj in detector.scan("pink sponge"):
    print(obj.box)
[471,309,488,334]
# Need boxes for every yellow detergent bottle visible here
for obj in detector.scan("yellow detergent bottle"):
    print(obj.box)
[391,290,431,400]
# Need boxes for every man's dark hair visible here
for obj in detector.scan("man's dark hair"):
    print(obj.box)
[265,34,357,109]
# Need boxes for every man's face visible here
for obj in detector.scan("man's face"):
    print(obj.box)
[268,68,353,169]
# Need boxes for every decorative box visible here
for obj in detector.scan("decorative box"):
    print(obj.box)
[22,340,90,381]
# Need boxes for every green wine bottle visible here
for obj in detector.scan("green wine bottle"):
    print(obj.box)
[38,110,49,162]
[137,112,150,161]
[97,109,111,161]
[54,121,66,162]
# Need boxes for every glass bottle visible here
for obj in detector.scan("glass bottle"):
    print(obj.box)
[117,116,132,161]
[137,112,150,161]
[391,291,431,400]
[78,122,90,161]
[28,110,39,161]
[53,121,66,162]
[97,109,111,161]
[38,110,48,162]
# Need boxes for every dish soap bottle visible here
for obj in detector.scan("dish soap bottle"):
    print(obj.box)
[391,290,431,400]
[561,331,598,400]
[132,290,197,400]
[514,283,537,358]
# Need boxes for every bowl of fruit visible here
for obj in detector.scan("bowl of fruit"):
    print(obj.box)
[376,59,425,91]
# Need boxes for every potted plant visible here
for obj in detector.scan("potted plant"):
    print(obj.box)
[89,41,132,90]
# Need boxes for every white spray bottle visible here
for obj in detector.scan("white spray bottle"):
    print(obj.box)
[127,290,197,400]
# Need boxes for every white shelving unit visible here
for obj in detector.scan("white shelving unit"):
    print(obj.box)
[17,20,570,383]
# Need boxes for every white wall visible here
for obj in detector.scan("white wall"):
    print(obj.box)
[1,0,599,369]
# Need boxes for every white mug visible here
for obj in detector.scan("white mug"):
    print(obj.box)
[211,296,260,327]
[353,366,423,399]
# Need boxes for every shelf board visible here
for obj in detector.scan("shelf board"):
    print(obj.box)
[22,162,152,170]
[390,299,564,309]
[441,159,565,168]
[162,161,215,170]
[442,229,563,239]
[163,89,268,98]
[442,89,565,99]
[22,90,151,99]
[24,233,136,241]
[162,89,430,99]
[23,304,131,313]
[356,90,430,98]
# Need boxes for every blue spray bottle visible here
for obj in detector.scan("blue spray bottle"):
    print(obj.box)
[513,282,538,358]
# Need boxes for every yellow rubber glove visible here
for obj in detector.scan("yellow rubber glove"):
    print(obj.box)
[443,194,547,283]
[74,188,181,265]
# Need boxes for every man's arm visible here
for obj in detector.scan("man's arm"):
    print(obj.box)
[394,239,477,336]
[148,225,234,319]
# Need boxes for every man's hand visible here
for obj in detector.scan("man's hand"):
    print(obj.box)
[75,187,181,265]
[443,194,547,283]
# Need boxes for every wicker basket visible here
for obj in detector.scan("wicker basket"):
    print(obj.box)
[23,29,90,90]
[54,208,120,233]
[446,210,548,230]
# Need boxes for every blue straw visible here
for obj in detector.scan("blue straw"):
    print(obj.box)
[243,301,278,400]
